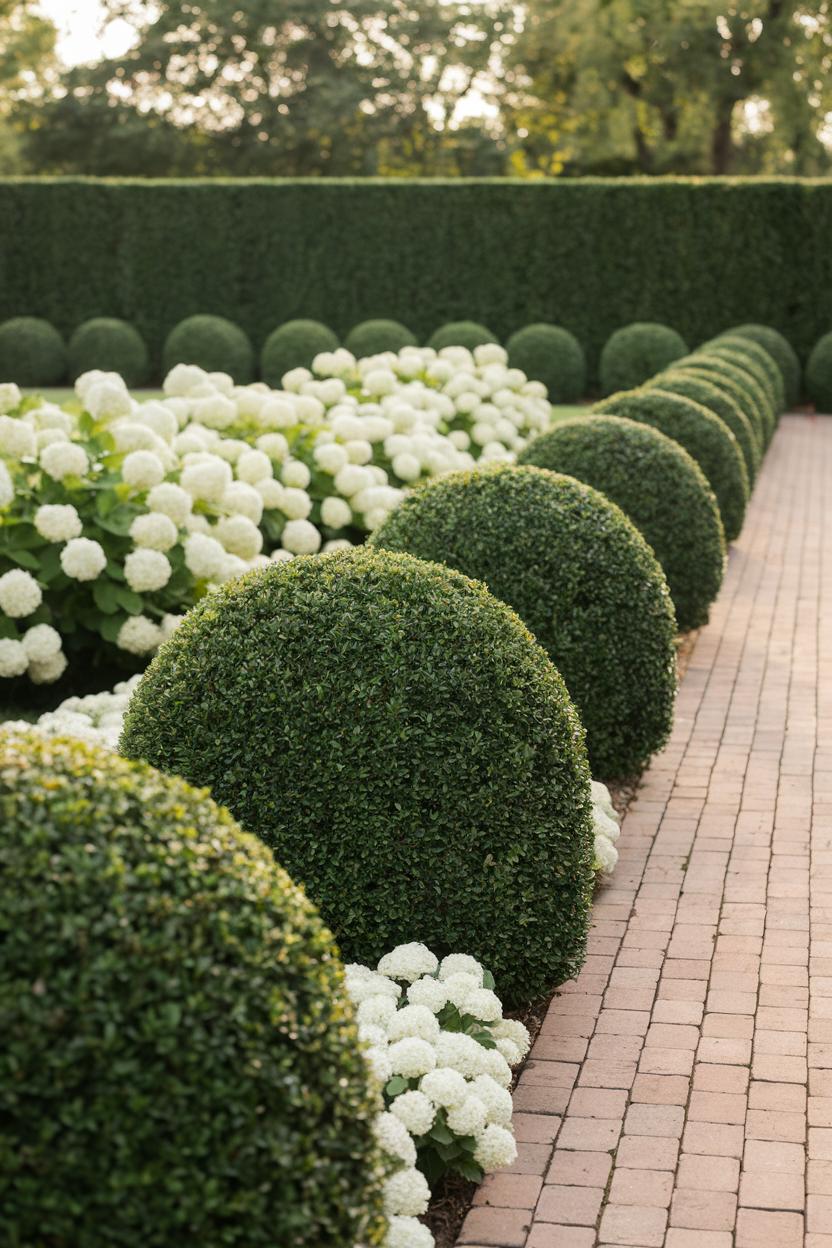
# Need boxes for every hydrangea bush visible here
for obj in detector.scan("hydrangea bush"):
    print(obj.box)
[0,343,551,685]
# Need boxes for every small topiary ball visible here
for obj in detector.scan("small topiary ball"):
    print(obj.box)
[344,319,417,357]
[518,416,726,633]
[371,465,677,779]
[669,356,770,449]
[0,730,384,1248]
[807,331,832,413]
[690,346,776,443]
[594,388,749,543]
[427,321,498,351]
[260,319,340,386]
[120,547,595,1006]
[728,324,801,408]
[162,314,254,383]
[506,323,587,403]
[0,316,66,387]
[648,369,761,482]
[68,317,150,387]
[599,322,688,395]
[701,335,785,419]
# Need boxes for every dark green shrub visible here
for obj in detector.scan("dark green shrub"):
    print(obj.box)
[0,316,66,386]
[162,314,254,382]
[371,465,677,778]
[506,323,587,403]
[260,319,340,385]
[693,346,776,441]
[594,388,749,543]
[728,324,801,407]
[0,730,384,1248]
[702,335,785,416]
[68,317,150,387]
[121,547,594,1006]
[649,369,761,482]
[669,356,770,448]
[344,319,417,357]
[599,322,688,395]
[518,415,725,632]
[806,331,832,412]
[427,321,498,351]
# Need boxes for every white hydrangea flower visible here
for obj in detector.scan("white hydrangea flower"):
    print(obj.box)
[441,972,481,1011]
[334,463,372,497]
[314,442,348,473]
[124,548,172,593]
[164,363,209,396]
[40,442,89,481]
[60,536,107,582]
[390,1089,435,1137]
[129,512,178,551]
[34,503,83,542]
[446,1095,487,1138]
[392,452,421,482]
[280,487,313,520]
[86,380,132,421]
[374,1112,417,1167]
[358,1023,388,1048]
[385,1214,435,1248]
[357,996,398,1029]
[236,449,272,483]
[0,638,28,678]
[116,615,163,655]
[320,495,352,529]
[470,1074,513,1127]
[383,1166,430,1218]
[438,954,484,984]
[0,569,42,619]
[0,382,22,413]
[378,943,439,983]
[255,478,285,510]
[478,1047,513,1087]
[491,1018,530,1059]
[122,450,165,490]
[221,481,264,525]
[161,613,184,638]
[281,519,321,555]
[184,533,227,580]
[433,1032,487,1079]
[387,1004,440,1045]
[216,515,263,560]
[21,624,62,663]
[594,832,619,875]
[191,393,237,431]
[136,401,179,442]
[147,482,192,524]
[419,1067,468,1108]
[464,988,503,1023]
[474,1123,517,1173]
[270,548,293,563]
[495,1037,523,1066]
[29,652,68,685]
[282,459,311,489]
[322,538,353,553]
[406,977,449,1014]
[180,456,233,502]
[0,461,12,508]
[364,1045,393,1085]
[387,1037,437,1079]
[0,415,36,459]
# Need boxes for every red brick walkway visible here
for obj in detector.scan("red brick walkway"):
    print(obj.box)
[459,414,832,1248]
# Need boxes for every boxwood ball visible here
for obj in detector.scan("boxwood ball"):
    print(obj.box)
[0,731,384,1248]
[727,324,801,408]
[162,314,254,383]
[506,323,587,403]
[121,547,595,1006]
[68,317,150,387]
[260,319,340,385]
[344,319,417,357]
[599,322,688,395]
[427,321,498,351]
[371,464,677,778]
[807,331,832,413]
[0,316,67,387]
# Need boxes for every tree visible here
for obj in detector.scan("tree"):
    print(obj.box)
[0,0,56,173]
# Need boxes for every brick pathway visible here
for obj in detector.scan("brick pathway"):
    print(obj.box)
[458,413,832,1248]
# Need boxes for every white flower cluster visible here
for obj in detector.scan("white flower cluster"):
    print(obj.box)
[592,780,621,875]
[1,674,142,748]
[0,567,67,684]
[345,944,530,1247]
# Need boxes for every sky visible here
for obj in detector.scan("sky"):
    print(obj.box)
[38,0,137,66]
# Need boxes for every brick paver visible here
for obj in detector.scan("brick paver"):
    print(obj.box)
[458,414,831,1246]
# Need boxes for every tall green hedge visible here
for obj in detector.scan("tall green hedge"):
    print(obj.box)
[0,178,828,378]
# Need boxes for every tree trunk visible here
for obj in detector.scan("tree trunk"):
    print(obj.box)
[711,103,734,174]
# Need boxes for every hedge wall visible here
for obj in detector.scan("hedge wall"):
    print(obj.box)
[1,178,830,377]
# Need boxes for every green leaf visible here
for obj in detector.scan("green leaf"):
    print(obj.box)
[115,588,144,615]
[93,580,120,615]
[4,549,41,570]
[385,1076,409,1098]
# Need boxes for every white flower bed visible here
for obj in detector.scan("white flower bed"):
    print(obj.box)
[0,347,551,683]
[591,780,621,875]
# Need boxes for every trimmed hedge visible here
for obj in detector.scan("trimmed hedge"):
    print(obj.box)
[702,335,785,418]
[0,316,66,386]
[518,416,726,632]
[68,317,149,387]
[506,323,586,403]
[648,369,761,482]
[599,322,688,395]
[692,346,777,442]
[260,319,339,385]
[807,331,832,412]
[728,324,801,408]
[594,388,749,542]
[669,356,770,447]
[428,320,497,351]
[0,731,384,1248]
[121,547,595,1006]
[344,318,416,357]
[371,465,677,778]
[2,179,827,382]
[162,314,254,382]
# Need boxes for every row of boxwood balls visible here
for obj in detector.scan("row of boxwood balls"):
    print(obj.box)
[0,310,818,404]
[1,328,790,1247]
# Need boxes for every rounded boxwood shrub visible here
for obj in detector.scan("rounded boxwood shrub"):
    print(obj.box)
[702,335,785,417]
[807,331,832,413]
[506,323,587,402]
[693,346,776,442]
[427,320,498,351]
[594,388,749,543]
[162,314,254,383]
[68,317,150,387]
[669,356,770,448]
[121,547,595,1006]
[728,323,801,407]
[371,465,677,779]
[518,415,726,632]
[649,368,761,482]
[0,316,66,386]
[260,319,340,386]
[599,322,688,396]
[344,318,417,357]
[0,730,384,1248]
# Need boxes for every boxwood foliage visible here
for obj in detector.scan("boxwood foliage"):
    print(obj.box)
[120,547,595,1007]
[162,314,254,383]
[260,318,340,385]
[427,320,498,351]
[648,368,761,482]
[506,323,587,403]
[68,317,150,387]
[0,731,385,1248]
[594,388,749,542]
[807,331,832,413]
[669,356,770,448]
[599,322,688,395]
[518,416,726,632]
[702,334,785,417]
[344,318,417,357]
[727,324,801,407]
[0,316,66,386]
[371,465,677,778]
[692,345,777,441]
